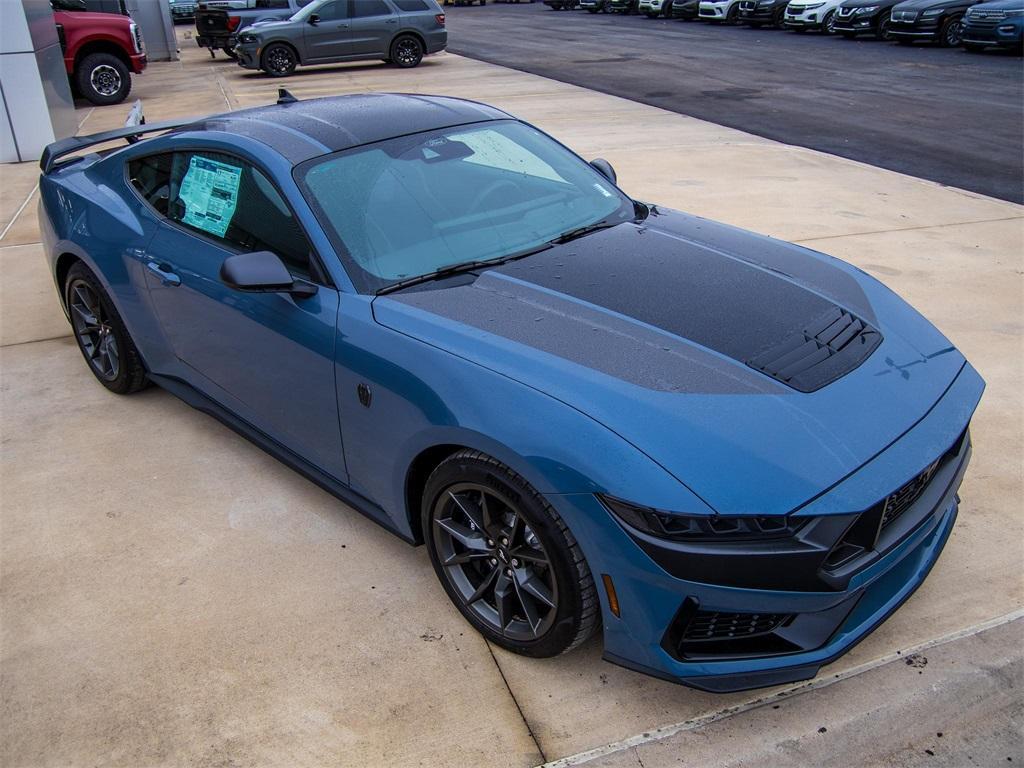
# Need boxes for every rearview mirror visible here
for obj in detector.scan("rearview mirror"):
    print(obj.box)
[220,251,317,298]
[590,158,617,185]
[308,13,320,24]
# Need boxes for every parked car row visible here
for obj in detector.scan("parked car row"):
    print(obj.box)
[544,0,1023,50]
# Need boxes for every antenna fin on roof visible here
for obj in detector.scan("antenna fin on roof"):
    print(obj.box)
[277,88,299,105]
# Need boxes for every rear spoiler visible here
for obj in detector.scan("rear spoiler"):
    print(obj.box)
[40,101,194,174]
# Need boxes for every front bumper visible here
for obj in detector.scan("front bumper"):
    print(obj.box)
[671,0,700,15]
[738,1,783,21]
[888,17,942,38]
[962,18,1024,45]
[235,42,261,69]
[699,2,730,18]
[784,9,827,27]
[554,364,981,693]
[129,52,147,74]
[833,11,878,31]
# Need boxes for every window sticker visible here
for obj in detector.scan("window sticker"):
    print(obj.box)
[179,156,242,237]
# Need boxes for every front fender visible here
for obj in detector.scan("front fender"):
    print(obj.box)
[335,294,708,541]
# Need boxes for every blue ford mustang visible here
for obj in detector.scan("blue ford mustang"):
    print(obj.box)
[39,92,983,693]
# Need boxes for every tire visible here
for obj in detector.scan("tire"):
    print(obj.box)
[726,1,739,22]
[875,12,893,39]
[939,14,962,46]
[261,42,297,77]
[773,6,786,26]
[75,52,131,106]
[422,451,599,658]
[65,262,148,395]
[822,8,836,33]
[391,34,424,68]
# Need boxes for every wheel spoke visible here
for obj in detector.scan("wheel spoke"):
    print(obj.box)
[512,579,542,634]
[443,549,490,566]
[467,564,498,604]
[105,336,119,370]
[434,516,488,551]
[516,568,555,608]
[493,572,516,630]
[509,546,547,565]
[70,302,98,329]
[448,490,486,533]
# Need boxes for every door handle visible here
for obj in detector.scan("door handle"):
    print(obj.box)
[147,261,181,287]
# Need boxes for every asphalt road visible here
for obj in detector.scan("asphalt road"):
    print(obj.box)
[447,3,1024,203]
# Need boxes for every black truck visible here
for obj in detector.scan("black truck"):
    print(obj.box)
[195,0,312,58]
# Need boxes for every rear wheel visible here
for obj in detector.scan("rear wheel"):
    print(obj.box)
[391,34,424,68]
[75,53,131,106]
[261,43,297,76]
[65,262,148,395]
[423,451,599,658]
[822,8,836,33]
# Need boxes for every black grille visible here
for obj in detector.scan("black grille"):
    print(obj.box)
[683,610,792,641]
[747,307,882,392]
[880,459,939,530]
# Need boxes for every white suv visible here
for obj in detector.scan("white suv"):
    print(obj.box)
[784,0,845,30]
[699,0,744,20]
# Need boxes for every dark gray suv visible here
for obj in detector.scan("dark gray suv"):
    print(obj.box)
[235,0,447,76]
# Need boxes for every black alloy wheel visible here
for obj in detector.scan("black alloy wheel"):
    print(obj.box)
[65,262,148,394]
[391,35,424,68]
[875,12,893,39]
[423,451,599,657]
[940,14,963,46]
[262,43,297,76]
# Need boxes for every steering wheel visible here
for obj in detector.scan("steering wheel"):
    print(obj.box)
[468,179,521,214]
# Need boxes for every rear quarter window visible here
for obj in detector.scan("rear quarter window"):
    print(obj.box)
[394,0,429,9]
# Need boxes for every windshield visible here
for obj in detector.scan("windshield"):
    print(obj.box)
[297,120,635,293]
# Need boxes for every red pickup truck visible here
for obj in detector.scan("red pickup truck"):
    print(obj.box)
[52,4,147,105]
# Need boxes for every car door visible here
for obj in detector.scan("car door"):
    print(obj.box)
[302,0,351,61]
[346,0,398,56]
[132,149,347,482]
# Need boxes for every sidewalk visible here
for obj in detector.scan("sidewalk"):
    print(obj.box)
[1,32,1021,767]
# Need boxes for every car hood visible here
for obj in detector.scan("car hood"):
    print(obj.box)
[372,209,966,515]
[53,9,131,28]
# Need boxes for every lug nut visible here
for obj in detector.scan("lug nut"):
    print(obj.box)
[501,537,509,546]
[487,539,494,546]
[490,558,498,565]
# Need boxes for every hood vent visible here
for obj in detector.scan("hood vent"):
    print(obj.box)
[747,307,882,392]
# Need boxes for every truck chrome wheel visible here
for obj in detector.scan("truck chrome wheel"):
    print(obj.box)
[90,64,122,97]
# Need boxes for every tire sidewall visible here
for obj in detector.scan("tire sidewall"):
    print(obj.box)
[261,43,297,77]
[76,53,130,106]
[65,263,143,394]
[391,35,424,68]
[421,453,589,657]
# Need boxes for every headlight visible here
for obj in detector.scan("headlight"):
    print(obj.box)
[802,3,826,8]
[129,22,141,54]
[857,5,879,11]
[922,7,944,15]
[1003,8,1024,15]
[600,495,807,542]
[238,32,259,43]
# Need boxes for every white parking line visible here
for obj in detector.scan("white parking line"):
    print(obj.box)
[540,608,1024,768]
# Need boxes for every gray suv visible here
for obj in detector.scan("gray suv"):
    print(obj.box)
[235,0,447,76]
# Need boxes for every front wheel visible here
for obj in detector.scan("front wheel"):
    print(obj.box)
[939,14,963,46]
[875,13,893,39]
[391,34,424,68]
[726,2,740,22]
[75,53,131,106]
[423,451,599,657]
[261,42,297,76]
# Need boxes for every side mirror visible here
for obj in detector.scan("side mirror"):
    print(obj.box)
[589,158,617,185]
[220,251,317,298]
[308,13,320,24]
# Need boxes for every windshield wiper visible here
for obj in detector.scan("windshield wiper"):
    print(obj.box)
[375,242,554,296]
[550,220,619,245]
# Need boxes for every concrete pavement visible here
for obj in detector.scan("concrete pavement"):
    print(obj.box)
[1,30,1021,767]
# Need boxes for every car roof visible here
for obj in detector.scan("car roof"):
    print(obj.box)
[188,93,512,164]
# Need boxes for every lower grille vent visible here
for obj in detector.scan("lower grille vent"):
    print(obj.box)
[683,610,792,641]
